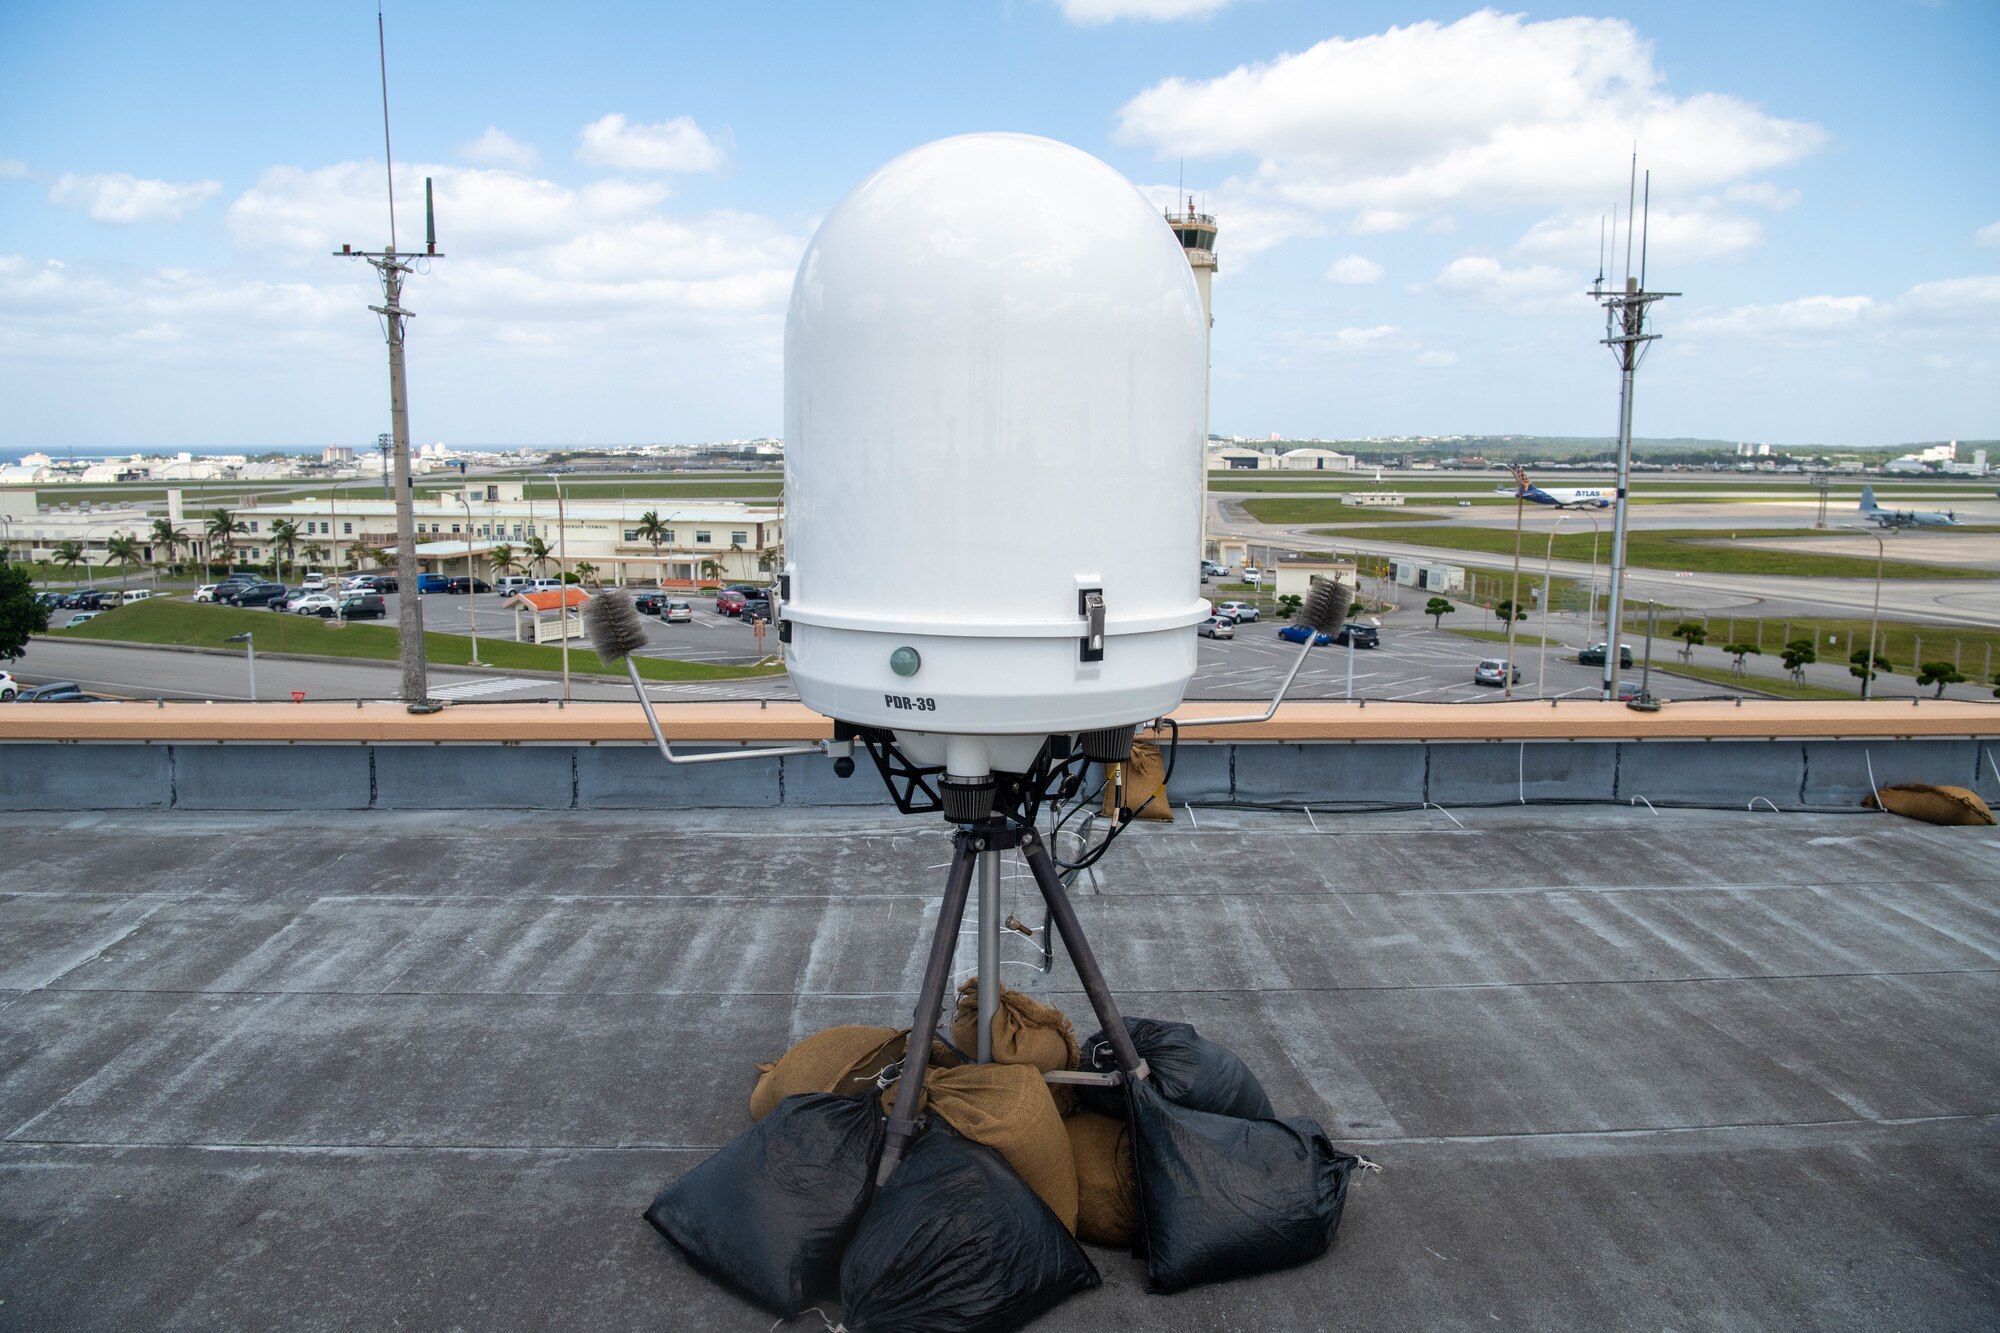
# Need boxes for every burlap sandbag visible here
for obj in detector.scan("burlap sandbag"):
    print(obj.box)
[952,978,1081,1074]
[1064,1110,1139,1249]
[1099,740,1173,822]
[751,1026,955,1121]
[881,1062,1079,1233]
[1864,783,1996,827]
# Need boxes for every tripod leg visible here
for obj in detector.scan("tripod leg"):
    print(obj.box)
[876,829,979,1185]
[1020,830,1149,1082]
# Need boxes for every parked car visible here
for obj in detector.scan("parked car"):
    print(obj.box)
[529,578,563,592]
[740,597,773,622]
[1335,623,1380,648]
[1456,500,1473,507]
[59,589,104,609]
[1615,679,1645,701]
[289,593,340,616]
[715,590,747,617]
[1578,642,1635,668]
[495,576,537,597]
[36,591,67,608]
[1216,601,1259,623]
[661,600,693,623]
[337,593,387,620]
[632,591,668,615]
[722,583,763,597]
[1276,623,1331,646]
[1198,616,1236,640]
[1201,560,1225,578]
[444,576,491,595]
[416,573,452,594]
[226,582,288,608]
[0,670,16,701]
[1473,658,1522,687]
[66,610,102,624]
[114,589,153,606]
[193,584,222,602]
[365,576,399,594]
[299,574,328,590]
[17,681,85,702]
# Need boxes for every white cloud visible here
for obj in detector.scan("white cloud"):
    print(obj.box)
[1351,210,1414,236]
[1116,11,1825,225]
[1724,181,1800,211]
[48,172,222,223]
[1681,294,1872,339]
[1515,208,1763,266]
[1975,220,2000,247]
[575,113,726,173]
[1416,349,1457,366]
[0,158,27,179]
[1326,254,1384,284]
[459,127,539,170]
[1054,0,1234,23]
[1434,255,1585,314]
[1890,274,2000,327]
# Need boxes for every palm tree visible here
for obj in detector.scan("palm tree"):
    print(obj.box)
[203,510,242,574]
[698,558,722,584]
[574,561,601,587]
[301,541,328,574]
[150,518,189,572]
[105,534,143,586]
[635,510,667,580]
[489,543,521,580]
[269,519,300,582]
[367,545,394,569]
[52,540,86,583]
[525,536,554,578]
[727,540,745,578]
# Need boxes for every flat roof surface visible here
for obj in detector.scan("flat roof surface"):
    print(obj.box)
[2,805,1995,1331]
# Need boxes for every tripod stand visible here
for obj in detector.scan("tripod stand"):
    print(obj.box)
[877,818,1151,1184]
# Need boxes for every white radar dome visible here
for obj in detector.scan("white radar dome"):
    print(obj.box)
[783,133,1208,781]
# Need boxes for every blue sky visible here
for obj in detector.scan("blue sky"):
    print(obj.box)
[2,1,1995,451]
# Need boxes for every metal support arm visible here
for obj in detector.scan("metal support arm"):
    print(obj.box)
[623,658,836,766]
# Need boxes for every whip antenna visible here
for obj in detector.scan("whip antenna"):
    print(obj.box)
[377,8,396,251]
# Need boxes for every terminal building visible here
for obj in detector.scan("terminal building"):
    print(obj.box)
[217,481,781,584]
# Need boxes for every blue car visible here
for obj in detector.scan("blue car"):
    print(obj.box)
[1276,624,1334,646]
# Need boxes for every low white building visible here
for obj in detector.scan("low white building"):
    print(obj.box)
[0,491,162,573]
[222,481,782,584]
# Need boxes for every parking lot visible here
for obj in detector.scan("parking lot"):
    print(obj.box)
[1188,616,1754,702]
[385,588,775,667]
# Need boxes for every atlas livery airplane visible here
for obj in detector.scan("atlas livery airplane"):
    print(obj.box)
[1495,464,1615,509]
[1858,485,1958,529]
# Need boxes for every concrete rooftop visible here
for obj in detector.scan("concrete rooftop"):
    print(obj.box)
[2,804,1996,1331]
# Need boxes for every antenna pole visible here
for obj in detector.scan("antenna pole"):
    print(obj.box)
[1623,152,1636,285]
[1638,170,1650,291]
[377,10,397,252]
[337,10,443,707]
[1590,159,1676,703]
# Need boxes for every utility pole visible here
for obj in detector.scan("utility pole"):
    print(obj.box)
[1589,161,1676,701]
[335,11,441,708]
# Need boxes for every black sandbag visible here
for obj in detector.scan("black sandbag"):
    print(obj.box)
[645,1092,882,1318]
[1127,1079,1358,1293]
[1079,1016,1276,1121]
[841,1126,1100,1332]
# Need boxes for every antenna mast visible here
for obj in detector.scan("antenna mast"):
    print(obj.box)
[336,10,444,708]
[1589,158,1676,702]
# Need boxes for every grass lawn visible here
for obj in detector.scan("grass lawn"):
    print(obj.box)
[49,598,784,681]
[1626,616,2000,682]
[1646,660,1858,702]
[1241,499,1446,523]
[1301,523,1982,580]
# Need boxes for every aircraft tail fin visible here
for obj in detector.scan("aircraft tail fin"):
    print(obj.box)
[1860,484,1877,511]
[1509,463,1531,493]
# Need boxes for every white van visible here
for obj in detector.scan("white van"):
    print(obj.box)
[496,576,537,596]
[529,578,564,592]
[115,589,153,605]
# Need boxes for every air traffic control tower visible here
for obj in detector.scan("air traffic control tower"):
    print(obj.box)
[1168,199,1217,558]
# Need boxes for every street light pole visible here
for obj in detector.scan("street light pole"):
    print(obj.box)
[457,488,482,666]
[1505,493,1523,700]
[1843,525,1885,700]
[1537,514,1573,700]
[547,473,569,701]
[225,632,257,701]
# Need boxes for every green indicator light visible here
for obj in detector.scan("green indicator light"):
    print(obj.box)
[890,646,921,677]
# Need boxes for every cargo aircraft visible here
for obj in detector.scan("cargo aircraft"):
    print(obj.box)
[1495,464,1615,509]
[1858,485,1958,529]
